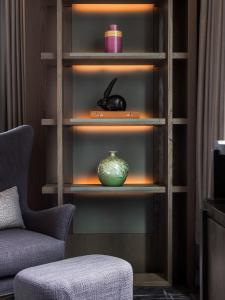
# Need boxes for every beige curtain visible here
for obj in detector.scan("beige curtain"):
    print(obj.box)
[0,0,25,132]
[197,0,225,230]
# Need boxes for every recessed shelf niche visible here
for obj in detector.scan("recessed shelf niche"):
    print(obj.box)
[63,3,164,53]
[63,64,164,120]
[63,126,165,187]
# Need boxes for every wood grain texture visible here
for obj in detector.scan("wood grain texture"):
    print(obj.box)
[57,0,63,206]
[64,118,166,125]
[41,52,188,61]
[173,186,187,193]
[41,52,55,59]
[172,118,188,125]
[63,5,72,52]
[41,118,166,126]
[173,52,188,59]
[187,0,198,288]
[23,0,47,210]
[41,118,188,126]
[63,52,167,60]
[42,184,167,194]
[66,233,154,272]
[134,273,169,287]
[42,184,187,194]
[166,0,173,285]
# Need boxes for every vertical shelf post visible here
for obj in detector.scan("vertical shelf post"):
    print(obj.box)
[166,0,173,285]
[187,0,198,288]
[57,0,63,206]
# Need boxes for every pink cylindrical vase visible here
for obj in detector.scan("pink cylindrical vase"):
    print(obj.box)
[105,24,123,53]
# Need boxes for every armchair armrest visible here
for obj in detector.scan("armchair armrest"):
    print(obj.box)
[23,204,75,241]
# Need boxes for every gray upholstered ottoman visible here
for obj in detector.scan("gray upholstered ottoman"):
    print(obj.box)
[14,255,133,300]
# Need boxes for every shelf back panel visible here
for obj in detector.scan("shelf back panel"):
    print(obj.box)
[63,67,165,118]
[66,5,163,52]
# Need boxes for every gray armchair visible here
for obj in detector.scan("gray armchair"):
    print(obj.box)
[0,125,75,296]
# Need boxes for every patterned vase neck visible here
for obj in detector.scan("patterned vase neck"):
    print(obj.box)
[109,151,118,157]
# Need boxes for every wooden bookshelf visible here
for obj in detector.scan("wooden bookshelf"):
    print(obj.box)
[41,0,197,287]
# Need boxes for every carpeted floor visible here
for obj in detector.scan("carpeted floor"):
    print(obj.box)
[134,287,198,300]
[1,287,198,299]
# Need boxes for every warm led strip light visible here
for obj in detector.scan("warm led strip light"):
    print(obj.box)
[72,4,154,14]
[73,65,154,73]
[73,125,153,133]
[73,175,153,185]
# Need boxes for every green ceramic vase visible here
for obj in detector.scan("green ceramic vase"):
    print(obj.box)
[97,151,129,187]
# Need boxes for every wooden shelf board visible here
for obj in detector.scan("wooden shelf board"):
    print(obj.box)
[66,118,165,126]
[42,118,188,126]
[42,184,57,194]
[134,273,170,287]
[173,186,187,193]
[173,52,188,59]
[41,52,166,61]
[63,52,166,60]
[41,118,166,126]
[42,184,188,194]
[41,52,55,60]
[41,119,56,125]
[41,52,189,61]
[42,184,166,194]
[172,118,188,125]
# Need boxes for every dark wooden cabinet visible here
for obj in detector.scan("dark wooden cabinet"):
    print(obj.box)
[207,218,225,300]
[204,201,225,300]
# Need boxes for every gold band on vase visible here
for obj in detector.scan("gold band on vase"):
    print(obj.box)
[104,31,122,38]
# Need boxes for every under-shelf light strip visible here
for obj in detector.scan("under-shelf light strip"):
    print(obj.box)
[74,175,153,185]
[73,65,154,73]
[72,4,154,14]
[73,126,153,133]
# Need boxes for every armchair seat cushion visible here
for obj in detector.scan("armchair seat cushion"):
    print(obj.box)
[0,228,64,278]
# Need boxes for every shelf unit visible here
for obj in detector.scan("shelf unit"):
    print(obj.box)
[41,0,197,287]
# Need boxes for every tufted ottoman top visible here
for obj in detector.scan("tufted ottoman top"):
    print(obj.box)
[14,255,133,300]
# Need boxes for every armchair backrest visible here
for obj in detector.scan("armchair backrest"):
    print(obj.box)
[0,125,33,212]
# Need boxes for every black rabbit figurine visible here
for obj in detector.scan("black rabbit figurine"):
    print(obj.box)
[97,78,126,111]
